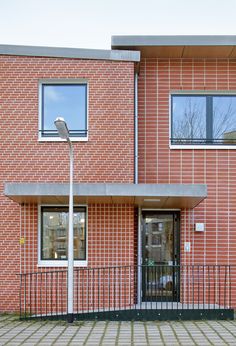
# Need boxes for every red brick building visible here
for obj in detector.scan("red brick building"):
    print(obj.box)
[1,36,236,320]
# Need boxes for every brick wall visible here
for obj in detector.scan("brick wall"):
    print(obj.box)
[139,59,236,305]
[138,58,236,304]
[16,203,135,315]
[2,53,236,313]
[0,55,135,312]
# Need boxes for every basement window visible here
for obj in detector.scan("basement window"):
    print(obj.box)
[171,94,236,146]
[39,82,88,141]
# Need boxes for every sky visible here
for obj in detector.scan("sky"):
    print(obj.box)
[0,0,236,50]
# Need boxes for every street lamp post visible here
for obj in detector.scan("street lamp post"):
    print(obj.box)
[54,117,74,323]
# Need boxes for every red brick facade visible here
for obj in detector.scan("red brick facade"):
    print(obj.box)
[1,51,236,313]
[138,58,236,304]
[0,55,135,311]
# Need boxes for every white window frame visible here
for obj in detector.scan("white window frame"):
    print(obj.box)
[38,79,89,142]
[38,204,88,267]
[169,90,236,150]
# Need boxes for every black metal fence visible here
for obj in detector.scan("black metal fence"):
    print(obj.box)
[19,265,234,321]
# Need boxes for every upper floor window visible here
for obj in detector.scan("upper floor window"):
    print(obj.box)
[171,94,236,146]
[39,82,88,140]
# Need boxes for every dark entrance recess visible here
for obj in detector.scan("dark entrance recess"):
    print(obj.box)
[142,211,180,302]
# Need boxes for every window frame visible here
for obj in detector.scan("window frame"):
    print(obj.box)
[170,91,236,150]
[38,204,88,267]
[38,79,89,142]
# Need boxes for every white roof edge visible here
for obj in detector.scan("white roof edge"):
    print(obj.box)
[0,44,140,62]
[111,35,236,48]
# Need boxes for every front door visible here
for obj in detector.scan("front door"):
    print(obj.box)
[142,211,180,302]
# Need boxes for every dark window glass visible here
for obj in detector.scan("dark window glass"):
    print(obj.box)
[41,84,87,137]
[41,207,86,261]
[171,94,236,145]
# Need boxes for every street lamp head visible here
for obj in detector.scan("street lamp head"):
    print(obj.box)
[54,117,70,139]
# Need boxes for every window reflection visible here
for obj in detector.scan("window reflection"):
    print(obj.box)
[172,96,206,143]
[42,84,87,137]
[41,207,86,260]
[213,96,236,143]
[172,94,236,145]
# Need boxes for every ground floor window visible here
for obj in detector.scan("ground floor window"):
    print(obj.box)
[40,206,86,262]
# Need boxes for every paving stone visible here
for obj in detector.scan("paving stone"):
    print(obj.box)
[1,316,236,345]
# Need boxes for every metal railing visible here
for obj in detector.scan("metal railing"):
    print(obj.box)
[39,129,88,137]
[19,265,234,321]
[171,138,236,145]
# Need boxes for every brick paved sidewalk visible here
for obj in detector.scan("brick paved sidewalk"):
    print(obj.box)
[0,314,236,345]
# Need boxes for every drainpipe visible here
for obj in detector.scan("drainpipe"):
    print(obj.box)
[134,71,138,184]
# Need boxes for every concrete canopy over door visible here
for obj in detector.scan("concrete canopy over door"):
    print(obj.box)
[5,183,207,209]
